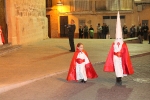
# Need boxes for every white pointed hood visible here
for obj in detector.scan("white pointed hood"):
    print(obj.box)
[115,11,123,43]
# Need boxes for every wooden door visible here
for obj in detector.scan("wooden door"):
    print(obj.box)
[60,16,68,37]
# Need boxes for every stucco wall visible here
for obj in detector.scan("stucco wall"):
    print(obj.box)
[6,0,48,45]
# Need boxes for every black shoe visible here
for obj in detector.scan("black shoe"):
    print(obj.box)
[80,79,84,83]
[83,81,87,83]
[69,50,75,52]
[116,77,122,86]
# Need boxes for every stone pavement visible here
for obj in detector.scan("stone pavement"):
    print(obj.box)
[0,39,150,100]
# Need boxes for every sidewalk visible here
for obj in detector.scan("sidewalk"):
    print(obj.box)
[0,38,149,93]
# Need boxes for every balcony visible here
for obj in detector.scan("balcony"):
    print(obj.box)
[69,0,133,14]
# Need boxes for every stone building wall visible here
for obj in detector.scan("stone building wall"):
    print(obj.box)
[6,0,48,45]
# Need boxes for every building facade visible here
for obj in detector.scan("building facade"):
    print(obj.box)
[47,0,150,39]
[0,0,149,45]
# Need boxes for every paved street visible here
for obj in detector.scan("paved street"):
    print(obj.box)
[0,39,150,100]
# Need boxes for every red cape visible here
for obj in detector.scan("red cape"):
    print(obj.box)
[66,50,98,81]
[0,29,5,43]
[1,33,5,43]
[104,42,134,75]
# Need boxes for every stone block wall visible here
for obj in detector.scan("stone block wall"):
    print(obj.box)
[16,16,48,44]
[6,0,48,45]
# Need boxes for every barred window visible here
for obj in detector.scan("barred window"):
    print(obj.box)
[70,0,92,12]
[120,0,133,10]
[70,0,133,12]
[96,0,133,11]
[95,0,107,11]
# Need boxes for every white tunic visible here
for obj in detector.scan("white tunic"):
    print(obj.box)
[76,52,89,81]
[113,41,127,77]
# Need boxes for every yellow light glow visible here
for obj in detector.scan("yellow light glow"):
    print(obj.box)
[57,5,70,13]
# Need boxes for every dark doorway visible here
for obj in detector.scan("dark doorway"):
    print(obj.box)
[60,16,68,37]
[46,15,51,38]
[0,0,8,44]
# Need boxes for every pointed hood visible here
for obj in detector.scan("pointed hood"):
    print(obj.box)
[116,11,123,39]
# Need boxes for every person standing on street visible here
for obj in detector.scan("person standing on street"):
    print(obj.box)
[83,24,89,39]
[122,24,128,39]
[97,23,102,39]
[79,25,83,39]
[103,12,134,86]
[130,25,135,38]
[67,19,76,52]
[142,23,149,40]
[137,23,143,43]
[89,25,94,39]
[102,23,107,39]
[66,43,98,83]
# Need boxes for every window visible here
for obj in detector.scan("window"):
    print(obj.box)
[119,0,133,10]
[103,16,125,19]
[103,16,110,19]
[70,0,92,12]
[79,19,86,26]
[95,0,106,11]
[70,0,133,12]
[95,0,133,11]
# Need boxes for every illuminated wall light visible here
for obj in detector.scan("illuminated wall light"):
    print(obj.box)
[57,0,63,6]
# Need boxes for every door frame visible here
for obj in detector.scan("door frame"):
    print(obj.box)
[46,15,51,38]
[60,16,68,37]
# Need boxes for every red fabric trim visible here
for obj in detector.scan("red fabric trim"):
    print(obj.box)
[0,29,5,43]
[1,33,5,43]
[103,44,115,72]
[114,52,122,57]
[76,58,85,64]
